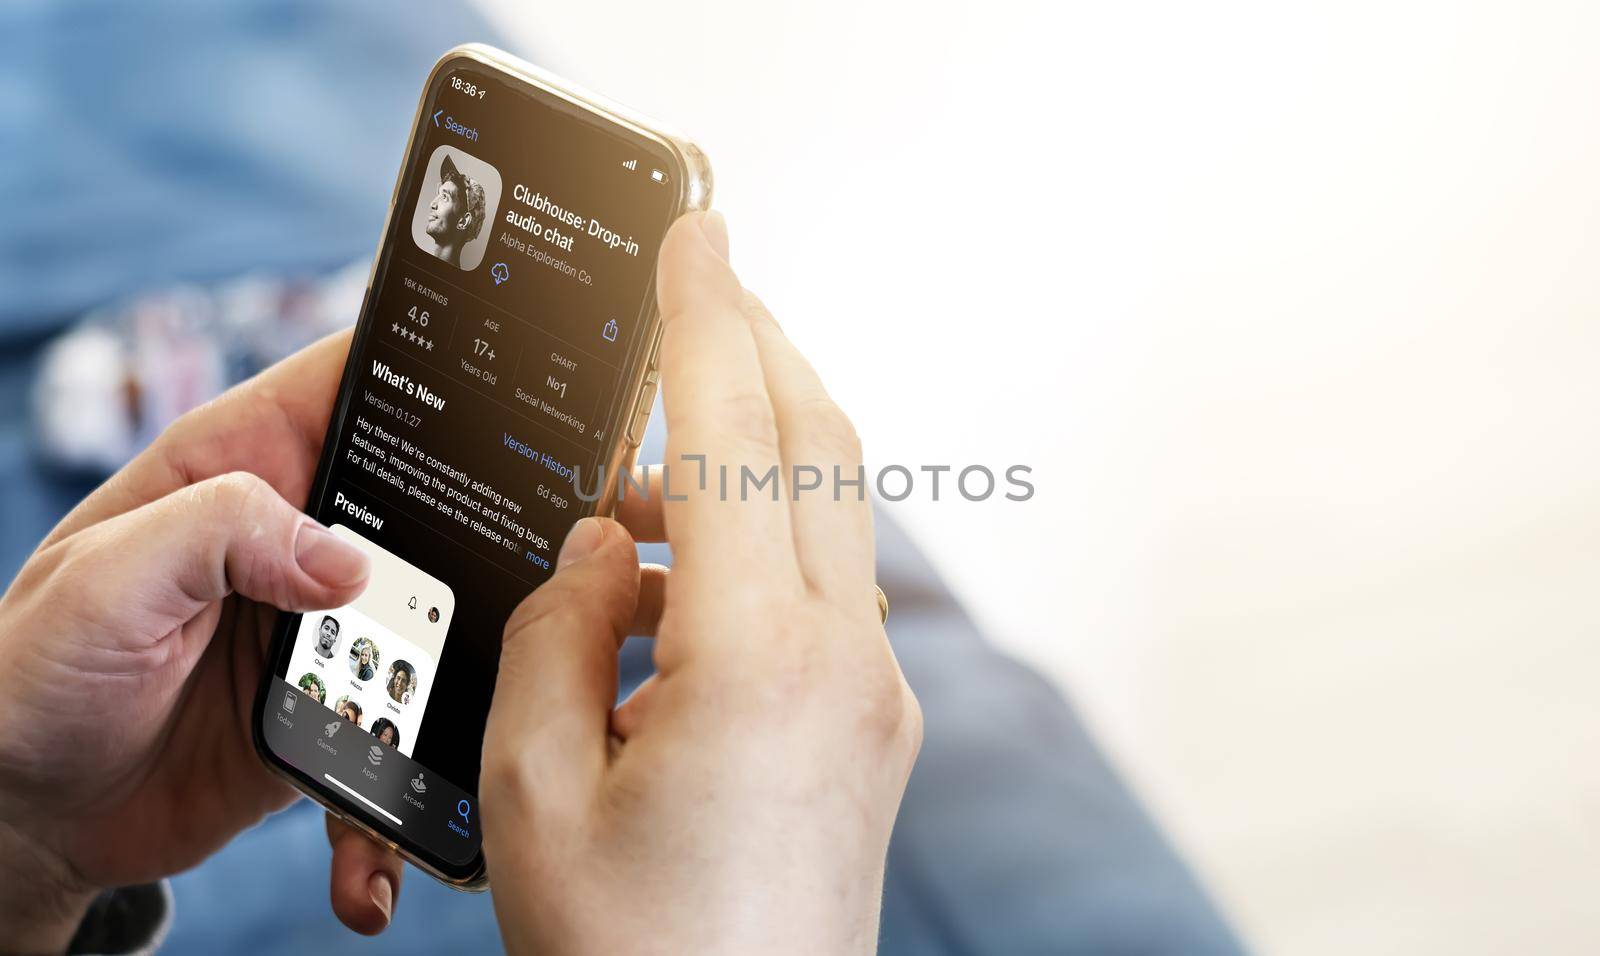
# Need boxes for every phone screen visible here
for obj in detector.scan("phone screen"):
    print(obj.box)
[256,54,687,881]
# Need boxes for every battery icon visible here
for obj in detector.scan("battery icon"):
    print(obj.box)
[650,168,667,184]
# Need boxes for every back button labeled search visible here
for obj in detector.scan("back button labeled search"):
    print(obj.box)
[436,112,480,143]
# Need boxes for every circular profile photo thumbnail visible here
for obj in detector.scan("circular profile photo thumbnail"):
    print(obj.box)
[348,637,381,682]
[333,696,364,727]
[296,672,327,705]
[370,718,402,749]
[386,660,419,705]
[313,614,341,659]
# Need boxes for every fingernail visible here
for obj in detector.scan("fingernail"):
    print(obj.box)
[557,517,606,570]
[368,871,393,923]
[700,210,729,262]
[295,522,370,588]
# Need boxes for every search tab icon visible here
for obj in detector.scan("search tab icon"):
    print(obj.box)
[457,799,471,825]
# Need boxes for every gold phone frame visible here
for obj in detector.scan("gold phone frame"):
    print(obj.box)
[254,43,711,891]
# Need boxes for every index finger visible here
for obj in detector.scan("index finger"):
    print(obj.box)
[741,292,876,602]
[655,212,799,587]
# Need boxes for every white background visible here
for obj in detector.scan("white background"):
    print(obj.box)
[475,3,1600,953]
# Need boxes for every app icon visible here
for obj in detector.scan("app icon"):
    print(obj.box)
[411,145,503,271]
[411,772,428,794]
[367,745,385,766]
[282,690,297,714]
[324,720,341,739]
[491,262,510,285]
[602,319,619,343]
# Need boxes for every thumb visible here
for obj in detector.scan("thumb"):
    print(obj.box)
[84,471,370,629]
[482,517,639,819]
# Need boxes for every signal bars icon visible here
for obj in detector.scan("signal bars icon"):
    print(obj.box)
[621,158,638,171]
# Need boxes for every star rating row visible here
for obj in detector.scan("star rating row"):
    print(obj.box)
[390,322,435,351]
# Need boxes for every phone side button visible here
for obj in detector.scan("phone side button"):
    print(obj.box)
[625,375,658,447]
[646,325,664,372]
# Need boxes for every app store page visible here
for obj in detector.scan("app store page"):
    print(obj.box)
[263,60,680,870]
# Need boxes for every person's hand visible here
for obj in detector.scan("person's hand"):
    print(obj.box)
[0,332,408,952]
[481,212,923,954]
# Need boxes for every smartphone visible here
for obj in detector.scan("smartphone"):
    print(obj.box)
[251,44,710,888]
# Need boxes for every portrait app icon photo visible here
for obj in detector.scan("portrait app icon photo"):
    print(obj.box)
[410,144,502,271]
